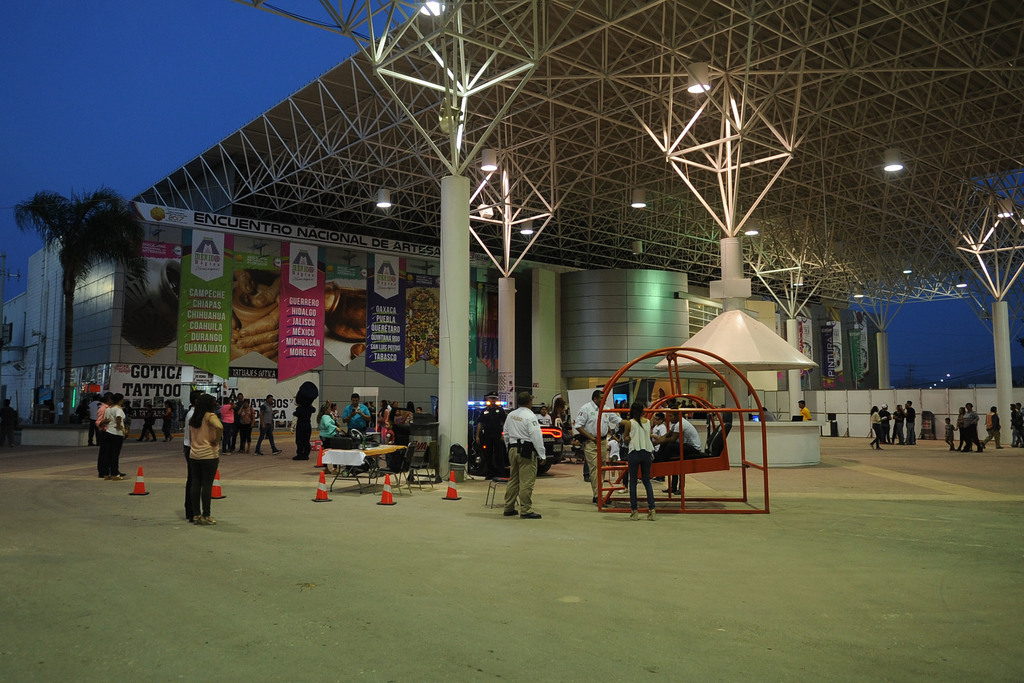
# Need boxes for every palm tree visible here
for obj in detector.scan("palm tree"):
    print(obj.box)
[15,188,144,424]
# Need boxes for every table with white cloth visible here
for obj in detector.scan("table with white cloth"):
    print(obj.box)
[321,445,405,493]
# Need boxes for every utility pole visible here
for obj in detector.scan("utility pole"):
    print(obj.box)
[0,252,23,404]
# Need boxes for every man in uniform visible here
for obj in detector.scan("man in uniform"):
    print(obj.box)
[574,389,621,504]
[475,393,507,478]
[503,391,546,519]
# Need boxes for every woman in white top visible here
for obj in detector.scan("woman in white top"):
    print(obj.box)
[621,401,656,520]
[103,393,127,481]
[188,394,224,525]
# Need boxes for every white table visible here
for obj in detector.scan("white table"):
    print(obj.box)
[321,446,405,492]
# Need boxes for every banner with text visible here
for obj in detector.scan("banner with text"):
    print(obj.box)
[279,243,325,380]
[178,230,233,379]
[229,251,280,371]
[365,254,406,384]
[821,308,845,389]
[405,273,439,367]
[323,258,368,367]
[796,314,814,379]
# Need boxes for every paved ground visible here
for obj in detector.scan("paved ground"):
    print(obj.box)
[1,435,1022,681]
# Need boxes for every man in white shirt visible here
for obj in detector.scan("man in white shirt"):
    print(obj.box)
[537,405,552,427]
[503,391,547,519]
[655,410,703,494]
[574,389,621,504]
[88,395,103,446]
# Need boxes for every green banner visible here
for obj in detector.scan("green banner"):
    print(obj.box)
[177,229,233,378]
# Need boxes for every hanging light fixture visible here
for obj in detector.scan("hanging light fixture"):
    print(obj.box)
[883,148,904,172]
[376,188,392,209]
[630,189,646,208]
[743,218,760,236]
[996,197,1014,219]
[632,240,644,254]
[419,2,444,16]
[902,267,913,274]
[519,220,534,235]
[955,282,968,289]
[481,148,498,172]
[686,62,711,94]
[477,203,494,219]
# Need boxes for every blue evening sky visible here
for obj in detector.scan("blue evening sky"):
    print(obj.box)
[1,1,1020,387]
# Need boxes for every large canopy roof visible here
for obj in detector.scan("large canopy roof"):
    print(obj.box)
[138,1,1024,317]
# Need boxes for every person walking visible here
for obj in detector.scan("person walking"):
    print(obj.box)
[944,417,956,451]
[0,399,18,447]
[502,391,546,519]
[960,403,984,452]
[1011,403,1024,448]
[188,393,223,525]
[161,401,174,442]
[955,406,967,451]
[621,401,656,521]
[236,399,254,453]
[982,406,1003,449]
[869,406,883,450]
[254,395,281,455]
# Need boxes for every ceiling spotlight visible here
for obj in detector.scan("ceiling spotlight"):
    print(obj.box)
[955,282,968,288]
[419,2,444,16]
[883,148,904,172]
[743,218,760,236]
[630,189,646,208]
[996,198,1014,219]
[519,221,534,236]
[686,62,711,94]
[376,188,392,209]
[853,289,865,299]
[481,148,498,172]
[477,203,494,219]
[902,268,913,274]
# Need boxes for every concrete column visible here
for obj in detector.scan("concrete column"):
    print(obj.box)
[993,300,1013,415]
[531,269,558,404]
[498,276,516,406]
[786,317,802,418]
[720,237,745,313]
[876,330,890,389]
[437,175,470,478]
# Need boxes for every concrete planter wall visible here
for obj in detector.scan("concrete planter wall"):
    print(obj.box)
[20,426,91,447]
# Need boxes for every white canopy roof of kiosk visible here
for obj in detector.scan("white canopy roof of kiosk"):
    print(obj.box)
[655,310,817,373]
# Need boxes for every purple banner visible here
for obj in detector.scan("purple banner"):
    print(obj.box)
[365,254,406,384]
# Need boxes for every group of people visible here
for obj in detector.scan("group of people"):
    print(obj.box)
[310,394,417,458]
[86,394,178,446]
[868,401,919,449]
[945,403,1024,452]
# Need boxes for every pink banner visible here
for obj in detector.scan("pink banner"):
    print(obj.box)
[278,243,325,381]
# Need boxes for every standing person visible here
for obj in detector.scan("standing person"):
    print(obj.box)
[475,393,508,478]
[1011,403,1024,448]
[188,393,223,525]
[621,401,656,521]
[892,404,906,445]
[87,394,102,446]
[95,392,115,479]
[798,400,812,421]
[0,399,18,447]
[161,401,175,442]
[904,401,917,445]
[502,391,546,519]
[574,389,613,504]
[982,406,1003,449]
[235,399,254,454]
[292,382,318,461]
[253,395,281,455]
[102,394,127,480]
[219,397,235,454]
[230,393,244,451]
[182,390,201,523]
[392,401,413,447]
[377,399,392,442]
[944,417,956,451]
[878,404,892,444]
[955,406,967,451]
[869,406,883,450]
[340,392,371,434]
[961,403,984,452]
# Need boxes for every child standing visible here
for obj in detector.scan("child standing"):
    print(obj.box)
[944,417,956,451]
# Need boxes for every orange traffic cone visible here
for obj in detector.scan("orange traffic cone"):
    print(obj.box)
[128,466,149,496]
[314,440,324,468]
[312,470,331,502]
[442,471,461,501]
[211,469,226,499]
[377,474,396,506]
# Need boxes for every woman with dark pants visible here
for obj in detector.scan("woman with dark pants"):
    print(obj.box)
[103,394,127,480]
[219,397,235,454]
[162,401,174,442]
[236,399,254,454]
[189,394,223,525]
[182,391,201,523]
[621,401,656,521]
[869,406,883,450]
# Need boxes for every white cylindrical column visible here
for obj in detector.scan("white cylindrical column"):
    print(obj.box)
[438,175,470,479]
[786,317,802,418]
[720,236,744,312]
[531,269,559,404]
[992,300,1013,415]
[498,276,516,407]
[876,330,890,389]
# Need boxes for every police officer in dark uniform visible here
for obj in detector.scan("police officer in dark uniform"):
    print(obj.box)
[474,393,508,478]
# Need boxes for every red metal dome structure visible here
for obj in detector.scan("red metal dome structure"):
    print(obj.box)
[596,346,769,514]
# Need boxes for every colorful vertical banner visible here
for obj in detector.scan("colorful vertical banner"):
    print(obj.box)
[229,251,280,367]
[323,258,368,366]
[365,254,406,384]
[178,230,233,378]
[121,240,181,361]
[405,273,439,367]
[821,308,845,389]
[850,311,870,381]
[279,243,325,380]
[476,282,499,372]
[796,314,814,378]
